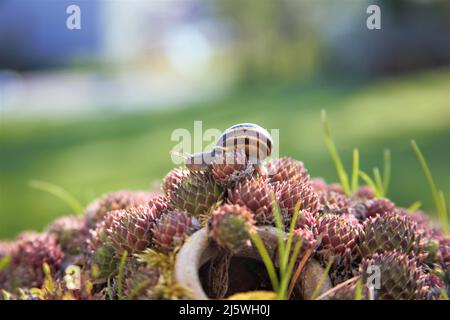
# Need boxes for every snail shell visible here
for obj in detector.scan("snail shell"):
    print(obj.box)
[186,123,273,171]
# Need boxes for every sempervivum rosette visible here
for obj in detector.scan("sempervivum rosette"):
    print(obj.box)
[317,190,354,216]
[327,183,345,194]
[5,233,63,290]
[208,204,255,252]
[211,149,254,187]
[310,178,327,193]
[119,258,160,300]
[162,167,190,196]
[398,209,442,240]
[362,198,395,219]
[314,214,362,284]
[354,185,375,200]
[169,171,224,216]
[277,181,318,227]
[227,176,275,225]
[357,212,427,261]
[46,216,89,256]
[0,241,16,290]
[107,204,161,255]
[438,237,450,285]
[152,211,200,253]
[359,250,425,300]
[0,240,15,259]
[416,273,446,300]
[85,190,160,227]
[292,210,316,232]
[87,211,118,278]
[292,227,318,258]
[266,157,309,185]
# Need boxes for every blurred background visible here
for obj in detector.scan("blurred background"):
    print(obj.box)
[0,0,449,239]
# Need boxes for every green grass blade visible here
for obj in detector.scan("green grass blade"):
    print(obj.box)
[29,180,84,215]
[1,290,11,300]
[278,239,302,300]
[106,276,114,300]
[373,167,384,197]
[250,231,279,291]
[439,190,448,232]
[411,140,448,234]
[359,171,381,197]
[354,277,363,300]
[439,190,447,218]
[117,251,128,300]
[282,202,301,274]
[310,259,333,300]
[383,149,391,195]
[0,255,11,271]
[270,192,286,275]
[441,288,449,300]
[351,148,360,193]
[321,110,350,194]
[407,201,422,212]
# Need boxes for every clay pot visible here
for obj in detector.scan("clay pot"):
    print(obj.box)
[174,226,331,299]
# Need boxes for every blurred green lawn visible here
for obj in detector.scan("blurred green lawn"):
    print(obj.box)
[1,69,449,239]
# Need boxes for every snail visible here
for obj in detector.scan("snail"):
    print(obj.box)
[184,123,273,173]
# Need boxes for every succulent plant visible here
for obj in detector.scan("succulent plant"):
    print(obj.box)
[135,248,191,300]
[92,244,117,279]
[162,167,190,196]
[293,227,318,257]
[416,273,445,300]
[348,202,370,222]
[5,233,63,290]
[169,171,224,216]
[118,258,160,299]
[87,210,116,251]
[85,211,119,279]
[397,209,441,239]
[208,204,255,252]
[357,213,427,260]
[149,195,169,214]
[1,151,447,300]
[0,241,16,290]
[310,178,328,193]
[359,251,425,300]
[152,211,200,253]
[227,177,275,224]
[211,149,254,187]
[0,241,15,259]
[314,214,362,284]
[46,216,89,256]
[107,205,161,255]
[85,190,160,227]
[317,190,353,216]
[363,198,395,219]
[266,157,309,185]
[277,181,318,226]
[354,185,375,200]
[327,183,345,194]
[292,210,316,231]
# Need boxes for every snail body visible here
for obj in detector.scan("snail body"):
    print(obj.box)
[186,123,273,172]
